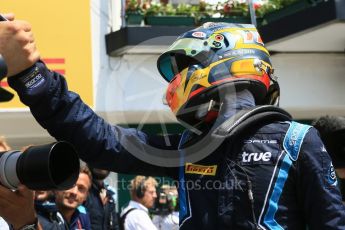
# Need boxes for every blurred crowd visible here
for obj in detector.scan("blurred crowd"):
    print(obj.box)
[0,136,179,230]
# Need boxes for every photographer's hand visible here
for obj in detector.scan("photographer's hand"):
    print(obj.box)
[0,13,40,77]
[0,184,41,230]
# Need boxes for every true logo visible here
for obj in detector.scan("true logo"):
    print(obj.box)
[242,151,272,163]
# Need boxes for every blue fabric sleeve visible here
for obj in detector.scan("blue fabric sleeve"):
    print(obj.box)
[8,62,179,177]
[297,127,345,229]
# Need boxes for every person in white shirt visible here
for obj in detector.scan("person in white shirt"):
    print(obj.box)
[153,212,179,230]
[0,217,9,230]
[120,176,158,230]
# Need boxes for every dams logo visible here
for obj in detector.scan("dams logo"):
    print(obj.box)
[185,163,217,176]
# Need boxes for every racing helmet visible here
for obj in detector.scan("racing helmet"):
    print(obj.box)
[157,22,279,125]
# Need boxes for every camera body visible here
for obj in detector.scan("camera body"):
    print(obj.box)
[0,54,14,102]
[0,54,7,79]
[152,187,178,216]
[0,141,80,190]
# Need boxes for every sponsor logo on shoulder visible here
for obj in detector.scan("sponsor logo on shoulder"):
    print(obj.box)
[22,66,45,89]
[242,151,272,163]
[192,31,206,38]
[288,125,303,147]
[185,163,217,176]
[327,162,338,187]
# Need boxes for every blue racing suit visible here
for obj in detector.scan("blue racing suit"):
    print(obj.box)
[85,181,120,230]
[8,62,345,229]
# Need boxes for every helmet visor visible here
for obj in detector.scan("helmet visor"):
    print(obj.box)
[158,38,210,82]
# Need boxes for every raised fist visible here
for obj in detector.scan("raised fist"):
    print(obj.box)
[0,17,40,77]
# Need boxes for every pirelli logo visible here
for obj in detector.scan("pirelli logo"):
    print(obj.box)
[185,163,217,176]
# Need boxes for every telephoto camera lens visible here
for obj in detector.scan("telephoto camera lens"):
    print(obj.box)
[0,141,80,190]
[0,54,7,79]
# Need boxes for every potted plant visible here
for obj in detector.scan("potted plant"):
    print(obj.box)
[145,2,196,26]
[125,0,144,25]
[220,1,251,23]
[260,0,313,24]
[196,0,216,25]
[199,0,250,25]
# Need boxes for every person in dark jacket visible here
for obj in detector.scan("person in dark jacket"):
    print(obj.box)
[85,166,120,230]
[35,191,65,230]
[2,16,345,229]
[313,115,345,201]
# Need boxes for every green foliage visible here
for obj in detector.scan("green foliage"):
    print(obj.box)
[220,1,249,17]
[164,4,176,16]
[145,2,197,17]
[130,0,323,23]
[144,2,161,16]
[176,3,197,16]
[256,0,301,17]
[125,0,143,14]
